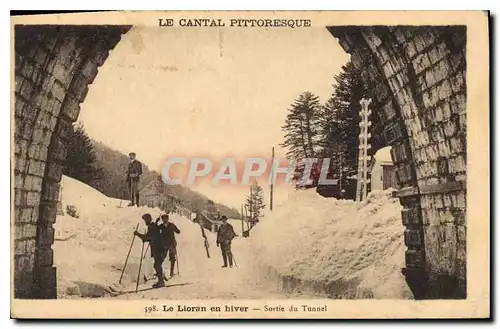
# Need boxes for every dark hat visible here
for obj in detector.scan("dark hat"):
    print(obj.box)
[161,214,170,220]
[221,215,228,221]
[129,152,136,157]
[142,213,152,221]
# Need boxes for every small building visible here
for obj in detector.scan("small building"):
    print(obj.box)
[195,211,224,233]
[139,177,165,208]
[370,146,398,191]
[138,177,180,211]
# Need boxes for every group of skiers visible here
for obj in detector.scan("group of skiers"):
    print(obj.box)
[127,153,238,289]
[135,213,238,288]
[134,213,181,288]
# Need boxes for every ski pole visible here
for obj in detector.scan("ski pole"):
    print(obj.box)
[136,239,146,293]
[142,243,150,260]
[175,247,180,276]
[231,247,238,268]
[119,222,140,284]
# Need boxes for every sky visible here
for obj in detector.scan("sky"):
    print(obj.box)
[80,26,350,208]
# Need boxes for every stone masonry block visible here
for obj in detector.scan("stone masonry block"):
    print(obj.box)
[26,191,41,207]
[413,30,437,53]
[33,47,49,66]
[80,59,97,77]
[51,80,67,103]
[15,155,27,175]
[450,190,467,209]
[40,202,58,225]
[15,97,26,117]
[37,227,55,247]
[62,95,81,122]
[36,248,54,268]
[55,118,73,141]
[41,181,60,202]
[15,253,35,274]
[412,53,432,75]
[450,71,465,94]
[46,163,62,182]
[450,93,466,115]
[449,52,465,72]
[27,159,45,177]
[51,61,72,88]
[427,42,450,65]
[20,60,35,80]
[17,223,38,240]
[42,75,56,93]
[25,174,44,192]
[37,265,57,299]
[423,59,452,90]
[52,140,67,162]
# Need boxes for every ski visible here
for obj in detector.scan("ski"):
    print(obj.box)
[199,222,211,258]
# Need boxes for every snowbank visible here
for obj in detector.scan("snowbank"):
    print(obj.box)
[374,146,392,163]
[53,175,195,298]
[251,188,413,299]
[59,175,125,218]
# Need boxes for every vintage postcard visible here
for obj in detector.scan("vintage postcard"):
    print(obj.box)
[10,11,490,319]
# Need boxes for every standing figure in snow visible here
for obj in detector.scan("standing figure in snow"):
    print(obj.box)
[134,213,165,288]
[126,152,143,207]
[158,214,181,277]
[216,215,237,268]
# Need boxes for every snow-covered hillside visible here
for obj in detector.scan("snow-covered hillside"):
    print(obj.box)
[250,188,413,299]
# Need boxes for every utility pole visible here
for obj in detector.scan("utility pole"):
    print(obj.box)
[240,204,244,237]
[270,146,274,211]
[356,98,372,202]
[249,183,254,228]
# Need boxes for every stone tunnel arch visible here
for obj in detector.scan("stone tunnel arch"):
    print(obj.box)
[13,25,466,299]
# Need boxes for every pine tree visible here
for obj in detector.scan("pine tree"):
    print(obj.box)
[281,92,324,161]
[62,122,104,186]
[245,180,265,227]
[281,92,324,188]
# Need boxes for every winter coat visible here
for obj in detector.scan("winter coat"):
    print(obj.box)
[158,222,181,247]
[126,160,143,182]
[217,222,236,245]
[139,222,164,258]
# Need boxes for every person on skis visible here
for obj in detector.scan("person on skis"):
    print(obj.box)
[126,152,143,207]
[134,213,165,288]
[158,214,181,277]
[216,215,237,268]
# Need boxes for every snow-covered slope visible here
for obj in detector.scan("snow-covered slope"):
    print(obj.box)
[251,188,413,299]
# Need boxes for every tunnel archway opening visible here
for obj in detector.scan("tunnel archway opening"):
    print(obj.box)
[14,24,466,300]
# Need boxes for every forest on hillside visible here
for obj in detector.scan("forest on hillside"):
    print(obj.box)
[61,123,240,218]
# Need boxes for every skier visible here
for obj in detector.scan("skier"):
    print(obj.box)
[134,213,165,288]
[216,215,237,268]
[158,214,181,277]
[126,152,143,207]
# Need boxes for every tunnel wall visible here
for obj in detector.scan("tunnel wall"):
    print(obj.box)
[13,25,131,298]
[328,26,467,299]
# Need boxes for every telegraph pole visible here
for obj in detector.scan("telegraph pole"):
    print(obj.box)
[240,205,244,236]
[270,146,274,211]
[356,98,372,202]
